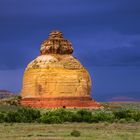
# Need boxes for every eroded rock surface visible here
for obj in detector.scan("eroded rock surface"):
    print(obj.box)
[21,30,101,108]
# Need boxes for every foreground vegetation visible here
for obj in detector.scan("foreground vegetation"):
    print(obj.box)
[0,100,140,139]
[0,123,140,140]
[0,106,140,123]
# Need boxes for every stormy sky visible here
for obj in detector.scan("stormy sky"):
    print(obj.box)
[0,0,140,101]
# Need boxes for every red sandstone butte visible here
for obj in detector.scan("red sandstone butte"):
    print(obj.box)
[21,97,102,109]
[20,30,102,109]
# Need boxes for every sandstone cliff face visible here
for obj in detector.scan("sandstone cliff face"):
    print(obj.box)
[21,54,91,98]
[21,31,101,108]
[21,31,91,99]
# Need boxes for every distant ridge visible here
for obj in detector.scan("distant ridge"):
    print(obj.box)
[108,96,140,102]
[0,90,16,99]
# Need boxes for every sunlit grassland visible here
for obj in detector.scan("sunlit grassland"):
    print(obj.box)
[0,102,140,140]
[0,123,140,140]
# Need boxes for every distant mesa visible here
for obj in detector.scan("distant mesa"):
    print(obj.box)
[0,90,15,99]
[108,96,140,102]
[20,30,102,109]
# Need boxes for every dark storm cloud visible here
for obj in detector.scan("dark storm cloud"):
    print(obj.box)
[0,0,140,69]
[96,45,140,66]
[0,0,140,34]
[79,44,140,67]
[0,42,37,69]
[0,0,140,100]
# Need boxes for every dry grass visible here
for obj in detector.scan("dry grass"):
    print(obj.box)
[101,102,140,111]
[0,123,140,140]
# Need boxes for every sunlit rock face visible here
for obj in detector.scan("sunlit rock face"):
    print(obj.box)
[21,31,101,108]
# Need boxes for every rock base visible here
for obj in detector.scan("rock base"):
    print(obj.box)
[20,97,102,109]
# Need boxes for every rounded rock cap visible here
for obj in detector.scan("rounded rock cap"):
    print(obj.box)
[40,30,73,55]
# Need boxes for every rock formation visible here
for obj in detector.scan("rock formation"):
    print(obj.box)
[0,90,15,99]
[20,30,101,108]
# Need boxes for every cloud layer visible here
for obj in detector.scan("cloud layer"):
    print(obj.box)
[0,0,140,69]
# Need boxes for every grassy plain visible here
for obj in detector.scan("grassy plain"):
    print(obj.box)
[0,102,140,140]
[0,122,140,140]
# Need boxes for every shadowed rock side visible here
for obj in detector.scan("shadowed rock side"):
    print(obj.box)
[21,30,102,108]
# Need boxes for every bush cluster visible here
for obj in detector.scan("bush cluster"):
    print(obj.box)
[71,130,81,137]
[0,108,140,123]
[113,109,140,122]
[0,108,40,123]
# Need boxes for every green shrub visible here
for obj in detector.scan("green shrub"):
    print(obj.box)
[119,118,127,123]
[5,108,41,123]
[71,109,92,122]
[5,111,19,122]
[91,111,115,122]
[40,114,62,124]
[51,109,74,122]
[40,109,74,123]
[71,130,81,137]
[131,110,140,121]
[45,109,93,123]
[113,109,140,122]
[0,112,5,123]
[17,108,41,122]
[0,107,140,123]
